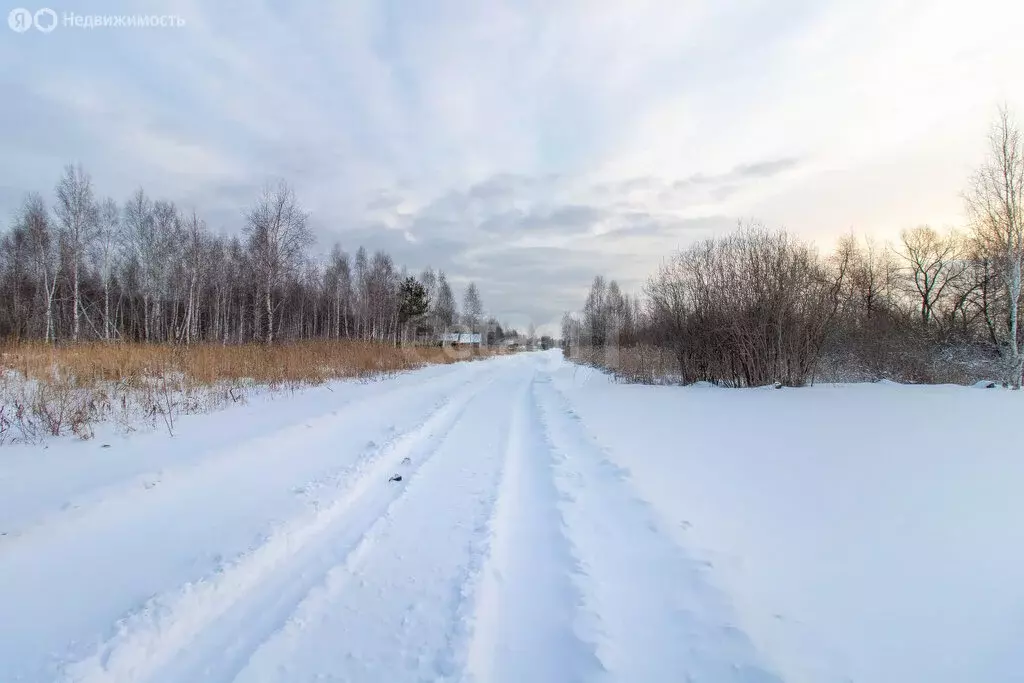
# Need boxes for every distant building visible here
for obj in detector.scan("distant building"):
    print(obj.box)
[440,332,482,347]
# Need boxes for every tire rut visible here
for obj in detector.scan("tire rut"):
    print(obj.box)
[57,374,491,683]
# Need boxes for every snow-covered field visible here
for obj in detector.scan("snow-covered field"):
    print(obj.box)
[1,351,1022,683]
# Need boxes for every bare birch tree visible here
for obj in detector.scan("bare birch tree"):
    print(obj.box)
[420,267,437,335]
[180,211,207,343]
[93,197,121,340]
[244,181,312,343]
[463,282,483,333]
[54,164,98,341]
[354,246,369,339]
[326,245,352,338]
[965,106,1024,388]
[123,189,158,341]
[150,200,179,341]
[20,193,60,343]
[433,271,456,338]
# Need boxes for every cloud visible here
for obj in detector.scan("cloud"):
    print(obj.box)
[732,158,802,179]
[326,174,735,331]
[1,0,1023,333]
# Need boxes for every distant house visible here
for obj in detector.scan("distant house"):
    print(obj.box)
[440,332,483,347]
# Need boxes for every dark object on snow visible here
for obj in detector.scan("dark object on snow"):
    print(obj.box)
[986,382,997,389]
[401,457,412,465]
[389,474,403,482]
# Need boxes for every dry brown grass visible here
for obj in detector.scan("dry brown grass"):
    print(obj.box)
[0,340,500,387]
[570,345,681,384]
[0,341,505,443]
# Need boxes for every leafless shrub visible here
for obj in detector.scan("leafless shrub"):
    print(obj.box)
[0,405,11,444]
[569,345,678,385]
[633,225,841,387]
[33,378,80,436]
[568,220,1009,387]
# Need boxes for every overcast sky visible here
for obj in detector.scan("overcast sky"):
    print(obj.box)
[3,0,1024,332]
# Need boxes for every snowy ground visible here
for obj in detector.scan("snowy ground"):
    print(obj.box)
[2,351,1022,683]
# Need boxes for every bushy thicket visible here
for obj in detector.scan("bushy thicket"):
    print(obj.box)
[564,224,1008,387]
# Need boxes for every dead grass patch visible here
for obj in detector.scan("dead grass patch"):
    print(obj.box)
[0,341,504,443]
[569,345,681,384]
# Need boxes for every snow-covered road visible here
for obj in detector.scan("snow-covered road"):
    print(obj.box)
[3,351,1023,683]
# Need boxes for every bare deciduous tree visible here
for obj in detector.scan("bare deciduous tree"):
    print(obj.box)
[326,245,352,339]
[54,164,98,341]
[965,106,1024,388]
[179,211,207,344]
[895,225,965,326]
[245,181,312,344]
[583,275,608,347]
[93,197,121,341]
[150,200,179,342]
[433,271,456,338]
[462,282,483,333]
[123,189,159,341]
[354,247,369,339]
[20,193,61,343]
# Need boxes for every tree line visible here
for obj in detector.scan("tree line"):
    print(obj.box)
[564,107,1024,388]
[0,173,503,346]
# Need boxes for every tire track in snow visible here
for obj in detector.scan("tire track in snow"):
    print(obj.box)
[56,372,492,683]
[461,372,603,683]
[0,362,490,548]
[228,365,526,683]
[534,374,784,683]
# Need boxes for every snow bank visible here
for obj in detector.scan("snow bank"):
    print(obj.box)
[551,355,1024,683]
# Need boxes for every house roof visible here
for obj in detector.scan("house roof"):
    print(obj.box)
[440,332,482,344]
